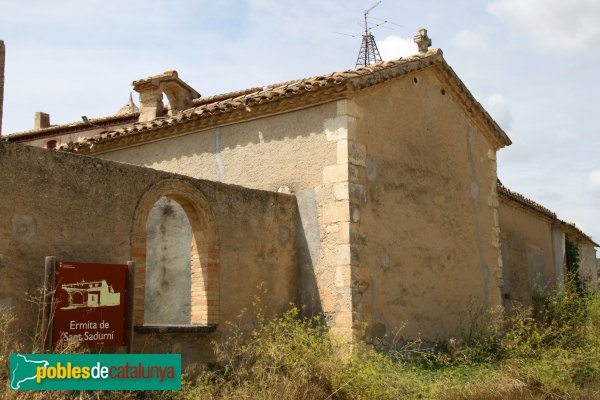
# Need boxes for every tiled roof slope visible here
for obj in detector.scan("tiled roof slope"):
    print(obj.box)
[557,219,598,247]
[497,182,557,220]
[4,88,264,142]
[192,86,265,106]
[497,182,597,246]
[53,49,511,154]
[6,113,138,142]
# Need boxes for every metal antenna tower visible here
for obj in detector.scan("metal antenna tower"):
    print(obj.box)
[355,1,383,67]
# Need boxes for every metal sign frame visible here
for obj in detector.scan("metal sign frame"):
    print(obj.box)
[41,257,135,353]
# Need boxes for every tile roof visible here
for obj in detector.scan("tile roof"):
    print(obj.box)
[497,182,557,220]
[556,219,599,247]
[4,87,265,142]
[49,48,511,153]
[192,87,264,106]
[497,181,597,246]
[5,113,138,142]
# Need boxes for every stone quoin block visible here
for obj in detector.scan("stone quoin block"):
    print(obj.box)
[322,201,351,224]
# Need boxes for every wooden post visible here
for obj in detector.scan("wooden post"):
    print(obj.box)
[126,261,136,353]
[41,256,56,352]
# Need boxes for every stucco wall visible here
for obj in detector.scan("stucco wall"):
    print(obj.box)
[0,142,298,362]
[498,200,555,308]
[99,103,338,192]
[144,197,193,325]
[551,228,566,288]
[96,101,354,329]
[348,69,503,341]
[579,243,598,290]
[92,72,510,340]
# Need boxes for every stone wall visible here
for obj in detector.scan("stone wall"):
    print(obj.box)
[0,142,298,362]
[94,73,510,340]
[348,69,503,341]
[97,101,351,328]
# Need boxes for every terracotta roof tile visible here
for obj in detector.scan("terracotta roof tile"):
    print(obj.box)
[557,219,598,247]
[17,49,509,152]
[497,182,556,219]
[6,113,139,142]
[192,87,263,105]
[497,181,597,246]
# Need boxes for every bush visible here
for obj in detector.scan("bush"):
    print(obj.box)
[2,283,600,399]
[196,285,600,399]
[193,307,338,399]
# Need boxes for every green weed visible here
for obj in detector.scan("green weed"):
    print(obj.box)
[2,282,600,399]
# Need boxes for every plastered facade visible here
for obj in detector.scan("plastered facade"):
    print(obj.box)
[144,197,193,325]
[347,69,503,340]
[498,201,556,307]
[97,101,358,332]
[0,142,298,361]
[498,195,599,309]
[99,103,339,192]
[3,48,597,348]
[92,69,508,340]
[579,243,599,290]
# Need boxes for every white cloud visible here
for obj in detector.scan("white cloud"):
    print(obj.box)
[485,93,512,129]
[451,30,488,51]
[587,170,600,197]
[556,130,581,144]
[378,35,418,61]
[488,0,600,54]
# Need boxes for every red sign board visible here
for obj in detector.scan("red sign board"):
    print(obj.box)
[52,261,129,348]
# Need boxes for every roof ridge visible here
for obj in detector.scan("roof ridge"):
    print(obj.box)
[5,49,442,140]
[57,51,445,152]
[23,49,508,154]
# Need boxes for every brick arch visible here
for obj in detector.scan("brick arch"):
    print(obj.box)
[130,179,220,326]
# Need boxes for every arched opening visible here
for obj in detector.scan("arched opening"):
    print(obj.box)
[130,180,220,327]
[144,197,193,324]
[71,291,84,306]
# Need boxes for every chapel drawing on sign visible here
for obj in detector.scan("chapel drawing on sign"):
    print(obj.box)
[60,280,121,310]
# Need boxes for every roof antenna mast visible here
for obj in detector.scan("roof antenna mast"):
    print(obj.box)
[356,1,383,67]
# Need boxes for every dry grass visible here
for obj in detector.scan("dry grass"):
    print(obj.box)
[2,281,600,399]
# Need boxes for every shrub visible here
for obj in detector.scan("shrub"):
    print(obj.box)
[2,283,600,399]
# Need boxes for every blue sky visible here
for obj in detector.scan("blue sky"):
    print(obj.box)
[1,0,599,250]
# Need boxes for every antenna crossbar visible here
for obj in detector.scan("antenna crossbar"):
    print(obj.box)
[355,1,384,67]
